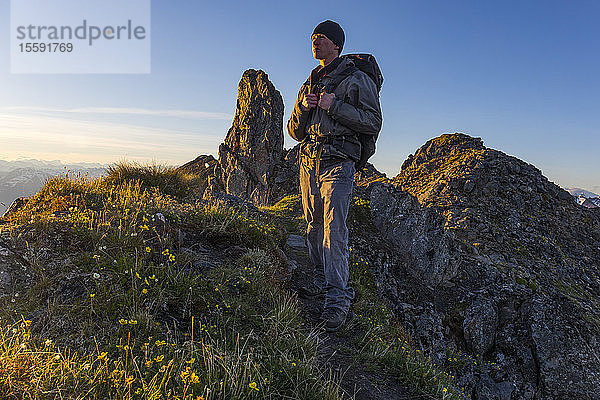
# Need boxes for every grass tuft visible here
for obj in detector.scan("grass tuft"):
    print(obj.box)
[105,161,200,199]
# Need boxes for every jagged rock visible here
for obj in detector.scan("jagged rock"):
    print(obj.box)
[355,133,600,399]
[180,70,389,206]
[287,258,300,273]
[355,162,388,187]
[177,155,219,197]
[0,236,33,298]
[2,197,29,219]
[270,144,301,200]
[218,69,284,205]
[463,297,498,355]
[178,154,218,177]
[414,307,445,353]
[202,191,259,214]
[529,295,600,399]
[370,184,460,286]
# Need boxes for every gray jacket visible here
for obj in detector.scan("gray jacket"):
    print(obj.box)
[287,57,382,161]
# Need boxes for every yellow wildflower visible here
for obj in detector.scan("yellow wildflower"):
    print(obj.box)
[180,367,190,380]
[249,381,259,391]
[189,371,200,384]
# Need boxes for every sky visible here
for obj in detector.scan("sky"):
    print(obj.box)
[1,0,599,192]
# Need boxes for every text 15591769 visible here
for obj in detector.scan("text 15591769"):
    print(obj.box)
[19,43,73,52]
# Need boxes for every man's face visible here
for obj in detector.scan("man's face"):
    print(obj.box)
[312,33,339,61]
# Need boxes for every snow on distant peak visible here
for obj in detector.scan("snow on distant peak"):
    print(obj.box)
[565,188,599,198]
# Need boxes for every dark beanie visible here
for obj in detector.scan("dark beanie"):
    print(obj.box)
[312,20,345,53]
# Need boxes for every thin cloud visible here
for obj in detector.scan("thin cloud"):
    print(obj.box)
[0,113,222,165]
[3,106,233,120]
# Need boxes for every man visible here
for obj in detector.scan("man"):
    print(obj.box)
[287,20,382,332]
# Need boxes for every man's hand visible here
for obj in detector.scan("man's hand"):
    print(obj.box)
[302,93,319,110]
[318,92,335,111]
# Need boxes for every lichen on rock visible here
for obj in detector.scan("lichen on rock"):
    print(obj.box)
[359,133,600,399]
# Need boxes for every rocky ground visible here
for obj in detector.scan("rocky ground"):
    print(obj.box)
[365,133,600,399]
[0,185,455,399]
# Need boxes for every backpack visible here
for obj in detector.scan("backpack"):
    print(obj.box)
[325,54,383,171]
[342,54,383,92]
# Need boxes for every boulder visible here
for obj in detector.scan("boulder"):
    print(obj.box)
[370,184,460,286]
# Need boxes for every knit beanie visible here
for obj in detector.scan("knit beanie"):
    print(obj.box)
[312,20,345,53]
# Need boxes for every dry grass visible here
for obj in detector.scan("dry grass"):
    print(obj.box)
[0,169,340,399]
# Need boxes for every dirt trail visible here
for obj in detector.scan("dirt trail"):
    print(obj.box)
[284,239,429,400]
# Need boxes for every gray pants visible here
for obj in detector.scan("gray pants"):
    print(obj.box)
[300,157,355,312]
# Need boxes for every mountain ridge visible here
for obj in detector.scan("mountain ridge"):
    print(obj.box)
[367,133,600,398]
[1,69,598,399]
[0,161,105,216]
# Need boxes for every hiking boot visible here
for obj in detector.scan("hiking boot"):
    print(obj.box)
[321,308,350,332]
[294,284,326,300]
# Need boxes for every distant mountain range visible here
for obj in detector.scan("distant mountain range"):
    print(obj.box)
[566,188,600,208]
[0,160,106,216]
[566,187,599,198]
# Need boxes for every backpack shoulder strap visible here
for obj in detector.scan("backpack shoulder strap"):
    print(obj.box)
[324,65,358,93]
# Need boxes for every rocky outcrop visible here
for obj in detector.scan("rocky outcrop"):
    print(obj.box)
[180,69,389,206]
[177,155,220,196]
[0,234,33,304]
[2,197,29,219]
[270,144,302,200]
[217,69,284,205]
[363,133,600,399]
